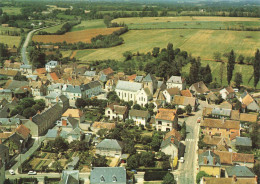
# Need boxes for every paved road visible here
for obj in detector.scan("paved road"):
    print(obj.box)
[174,101,208,184]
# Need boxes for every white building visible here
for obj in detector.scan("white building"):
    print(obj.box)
[105,104,128,121]
[129,109,150,126]
[62,84,82,101]
[136,88,153,107]
[115,80,142,102]
[45,60,58,72]
[220,86,235,100]
[166,76,186,90]
[155,108,178,131]
[163,87,181,104]
[81,81,102,98]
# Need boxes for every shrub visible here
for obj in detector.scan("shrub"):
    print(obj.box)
[144,171,169,181]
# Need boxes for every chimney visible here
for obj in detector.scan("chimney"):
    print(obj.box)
[29,117,32,121]
[233,175,237,182]
[255,176,258,183]
[213,157,216,165]
[203,157,207,165]
[37,110,41,114]
[171,137,175,144]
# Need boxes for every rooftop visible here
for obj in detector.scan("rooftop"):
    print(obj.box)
[155,108,176,121]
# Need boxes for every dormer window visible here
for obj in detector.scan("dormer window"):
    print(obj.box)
[112,175,117,182]
[100,176,105,182]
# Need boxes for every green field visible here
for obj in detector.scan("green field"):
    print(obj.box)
[70,20,106,32]
[0,35,21,47]
[113,17,260,30]
[57,13,76,20]
[0,26,22,33]
[75,29,260,61]
[182,60,260,89]
[38,23,65,34]
[2,7,21,15]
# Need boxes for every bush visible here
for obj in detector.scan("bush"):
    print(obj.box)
[144,171,169,181]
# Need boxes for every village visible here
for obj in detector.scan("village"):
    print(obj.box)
[0,57,259,184]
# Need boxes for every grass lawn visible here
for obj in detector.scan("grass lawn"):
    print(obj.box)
[70,19,106,32]
[0,35,21,47]
[75,29,260,62]
[0,26,22,33]
[2,7,21,15]
[57,13,76,20]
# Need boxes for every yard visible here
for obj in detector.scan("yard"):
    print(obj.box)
[0,35,21,47]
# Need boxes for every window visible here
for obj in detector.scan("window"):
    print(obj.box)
[158,121,162,125]
[112,176,117,182]
[100,176,105,182]
[108,111,110,114]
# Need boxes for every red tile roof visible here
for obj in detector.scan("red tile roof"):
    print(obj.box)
[35,68,47,74]
[102,67,114,75]
[16,124,30,139]
[181,89,193,97]
[155,108,177,121]
[49,72,59,81]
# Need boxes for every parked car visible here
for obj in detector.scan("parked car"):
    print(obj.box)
[9,169,15,175]
[179,157,184,163]
[131,169,137,174]
[197,117,201,123]
[28,171,37,175]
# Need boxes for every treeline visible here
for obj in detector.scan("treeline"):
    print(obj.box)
[33,27,128,50]
[0,30,21,36]
[37,21,81,35]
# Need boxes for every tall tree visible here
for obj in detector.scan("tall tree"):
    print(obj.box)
[189,58,199,84]
[167,43,175,62]
[253,49,260,89]
[234,72,243,88]
[219,62,225,86]
[227,50,236,85]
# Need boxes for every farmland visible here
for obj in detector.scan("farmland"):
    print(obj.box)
[0,35,21,47]
[2,7,21,15]
[70,20,106,32]
[74,29,260,61]
[37,23,65,34]
[112,16,260,30]
[32,27,121,44]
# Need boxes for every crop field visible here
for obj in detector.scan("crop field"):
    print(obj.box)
[37,23,65,34]
[32,27,121,44]
[75,29,260,61]
[0,35,21,47]
[0,26,22,33]
[113,16,260,30]
[70,20,106,32]
[56,13,76,20]
[2,7,21,15]
[182,60,260,89]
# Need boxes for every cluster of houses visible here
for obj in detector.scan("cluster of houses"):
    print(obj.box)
[0,59,259,184]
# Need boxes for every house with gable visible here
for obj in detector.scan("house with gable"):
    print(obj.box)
[163,87,181,104]
[225,165,256,178]
[45,60,58,72]
[96,139,124,157]
[220,86,235,100]
[81,81,102,98]
[198,150,221,177]
[90,167,127,184]
[0,89,12,102]
[115,80,142,103]
[62,109,85,124]
[60,170,79,184]
[29,81,48,97]
[105,104,128,121]
[136,88,153,107]
[143,73,157,94]
[0,144,9,165]
[129,109,150,126]
[166,76,186,90]
[47,72,60,83]
[99,67,114,78]
[189,81,209,95]
[62,84,82,101]
[200,177,257,184]
[173,95,197,111]
[155,108,178,131]
[241,93,260,112]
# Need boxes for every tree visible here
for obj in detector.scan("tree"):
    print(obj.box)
[92,155,108,167]
[152,47,160,57]
[133,104,141,110]
[149,133,162,151]
[123,138,136,155]
[22,108,36,119]
[250,124,259,149]
[139,152,155,167]
[189,58,200,84]
[237,54,244,64]
[97,128,108,138]
[196,171,210,184]
[180,121,186,140]
[219,62,225,86]
[123,51,133,61]
[234,72,243,88]
[213,52,222,62]
[103,15,112,27]
[75,98,86,109]
[163,173,175,184]
[253,49,260,89]
[203,64,212,84]
[227,50,236,85]
[69,140,88,151]
[185,104,192,114]
[127,154,139,169]
[52,137,68,152]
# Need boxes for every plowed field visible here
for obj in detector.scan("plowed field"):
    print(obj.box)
[32,27,121,44]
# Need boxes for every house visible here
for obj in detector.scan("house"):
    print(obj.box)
[45,61,59,72]
[143,74,157,94]
[234,137,252,148]
[45,92,62,107]
[173,95,197,111]
[0,144,9,165]
[219,101,233,110]
[62,109,85,124]
[155,108,178,131]
[135,76,143,83]
[62,84,82,101]
[127,74,137,82]
[200,118,240,140]
[211,107,231,118]
[163,87,181,103]
[96,139,124,157]
[129,109,150,126]
[239,113,258,123]
[220,86,235,100]
[81,81,102,98]
[160,135,180,159]
[4,80,29,91]
[181,89,193,97]
[203,135,231,151]
[0,118,21,132]
[15,124,31,142]
[99,67,114,78]
[241,94,260,112]
[0,89,12,102]
[20,64,33,74]
[115,80,142,102]
[60,170,79,184]
[105,79,115,92]
[0,69,21,80]
[47,72,59,82]
[84,71,96,77]
[29,81,48,97]
[136,88,153,107]
[0,159,5,184]
[91,122,116,133]
[90,167,127,184]
[166,76,186,90]
[206,92,218,104]
[225,166,256,178]
[200,176,257,184]
[105,104,128,121]
[59,116,79,132]
[198,150,221,177]
[33,68,47,75]
[189,81,209,95]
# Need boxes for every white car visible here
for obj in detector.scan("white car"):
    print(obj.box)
[179,157,184,163]
[28,171,37,175]
[9,169,15,175]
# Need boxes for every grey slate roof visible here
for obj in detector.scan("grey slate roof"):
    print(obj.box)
[81,81,101,90]
[0,118,20,126]
[45,129,58,138]
[143,73,156,82]
[160,136,180,148]
[48,83,62,91]
[67,117,78,129]
[226,166,255,177]
[26,75,38,81]
[6,80,29,90]
[67,157,79,169]
[20,64,32,69]
[99,74,107,82]
[212,108,231,117]
[45,92,61,99]
[64,85,81,93]
[167,76,183,84]
[135,76,143,82]
[0,144,8,153]
[60,170,79,184]
[235,137,252,147]
[198,150,221,167]
[46,60,58,66]
[90,167,127,184]
[96,139,123,151]
[84,71,96,77]
[115,80,142,92]
[129,109,149,118]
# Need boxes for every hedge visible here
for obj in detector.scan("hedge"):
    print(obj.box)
[144,171,169,181]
